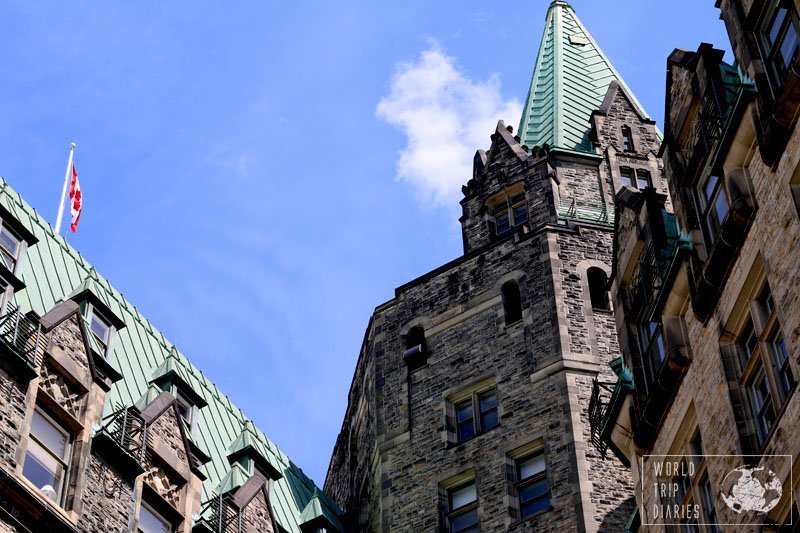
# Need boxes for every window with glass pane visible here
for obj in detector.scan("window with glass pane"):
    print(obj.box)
[22,410,71,503]
[739,318,758,369]
[698,174,728,244]
[620,167,634,188]
[139,502,172,533]
[0,225,21,272]
[762,1,800,90]
[517,451,549,518]
[447,482,478,533]
[455,399,475,442]
[478,391,498,432]
[494,199,510,235]
[622,126,635,152]
[749,366,776,444]
[635,169,651,190]
[510,193,528,226]
[699,474,719,533]
[89,306,112,348]
[770,330,795,400]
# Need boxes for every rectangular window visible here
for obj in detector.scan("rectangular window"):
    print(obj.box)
[478,391,498,432]
[698,174,729,245]
[770,330,795,399]
[87,306,112,350]
[447,481,478,533]
[761,1,800,91]
[622,126,635,152]
[489,187,528,236]
[748,364,776,444]
[0,225,21,272]
[516,450,549,518]
[139,502,173,533]
[699,474,719,533]
[22,409,71,503]
[451,385,499,443]
[620,167,634,188]
[635,169,652,190]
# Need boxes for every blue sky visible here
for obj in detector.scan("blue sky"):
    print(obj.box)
[0,1,730,486]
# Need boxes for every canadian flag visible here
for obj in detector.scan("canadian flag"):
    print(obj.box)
[69,165,82,233]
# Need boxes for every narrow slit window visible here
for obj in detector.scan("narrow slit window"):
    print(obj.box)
[622,126,635,152]
[587,268,610,310]
[501,281,523,325]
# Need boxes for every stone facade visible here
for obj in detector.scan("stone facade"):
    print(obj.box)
[602,1,800,531]
[326,63,663,530]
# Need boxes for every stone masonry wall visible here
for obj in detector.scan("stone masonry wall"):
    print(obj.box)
[75,455,135,532]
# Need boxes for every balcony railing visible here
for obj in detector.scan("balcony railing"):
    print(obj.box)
[195,494,240,533]
[0,304,45,379]
[92,405,150,478]
[589,365,634,461]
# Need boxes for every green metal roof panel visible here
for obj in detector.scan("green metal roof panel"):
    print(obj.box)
[0,178,341,532]
[519,1,651,153]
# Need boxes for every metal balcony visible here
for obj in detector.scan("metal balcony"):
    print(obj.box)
[0,304,45,380]
[92,405,150,479]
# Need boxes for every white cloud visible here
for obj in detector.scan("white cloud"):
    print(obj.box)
[377,44,521,207]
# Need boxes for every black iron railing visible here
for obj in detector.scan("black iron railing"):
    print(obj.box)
[0,305,45,369]
[196,494,239,533]
[588,379,617,459]
[96,406,149,466]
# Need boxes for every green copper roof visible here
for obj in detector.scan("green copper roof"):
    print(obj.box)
[519,1,650,153]
[299,488,342,530]
[0,178,341,532]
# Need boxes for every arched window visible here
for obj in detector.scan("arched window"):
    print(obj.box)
[501,281,523,325]
[587,268,610,310]
[404,326,427,370]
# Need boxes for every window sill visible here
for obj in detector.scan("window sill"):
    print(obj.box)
[508,505,554,529]
[448,424,500,449]
[504,318,523,329]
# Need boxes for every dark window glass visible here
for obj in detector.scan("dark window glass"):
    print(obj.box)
[761,2,800,90]
[749,365,776,444]
[502,281,523,325]
[587,268,610,310]
[456,400,475,442]
[698,174,729,245]
[739,318,758,369]
[699,475,719,532]
[478,391,498,432]
[517,451,549,518]
[771,330,795,400]
[622,126,635,152]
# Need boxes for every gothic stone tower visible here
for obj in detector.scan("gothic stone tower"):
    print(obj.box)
[325,2,666,531]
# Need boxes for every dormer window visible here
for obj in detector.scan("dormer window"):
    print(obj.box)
[87,305,112,350]
[0,224,21,272]
[488,185,528,236]
[174,389,196,430]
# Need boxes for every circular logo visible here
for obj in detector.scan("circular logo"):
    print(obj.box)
[720,466,782,514]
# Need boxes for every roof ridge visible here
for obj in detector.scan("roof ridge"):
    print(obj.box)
[0,179,327,498]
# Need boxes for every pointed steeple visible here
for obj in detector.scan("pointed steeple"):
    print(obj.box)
[519,1,650,153]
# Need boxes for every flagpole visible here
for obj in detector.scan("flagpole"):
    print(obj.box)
[55,142,76,235]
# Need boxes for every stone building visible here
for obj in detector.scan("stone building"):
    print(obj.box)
[325,2,666,531]
[0,188,342,526]
[594,0,800,531]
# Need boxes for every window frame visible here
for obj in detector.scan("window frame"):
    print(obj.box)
[449,382,499,444]
[0,222,22,274]
[487,185,528,237]
[735,281,795,447]
[758,0,800,95]
[21,408,73,505]
[515,450,550,519]
[86,304,113,352]
[696,173,729,246]
[446,480,479,533]
[621,125,635,152]
[138,500,174,533]
[619,166,652,190]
